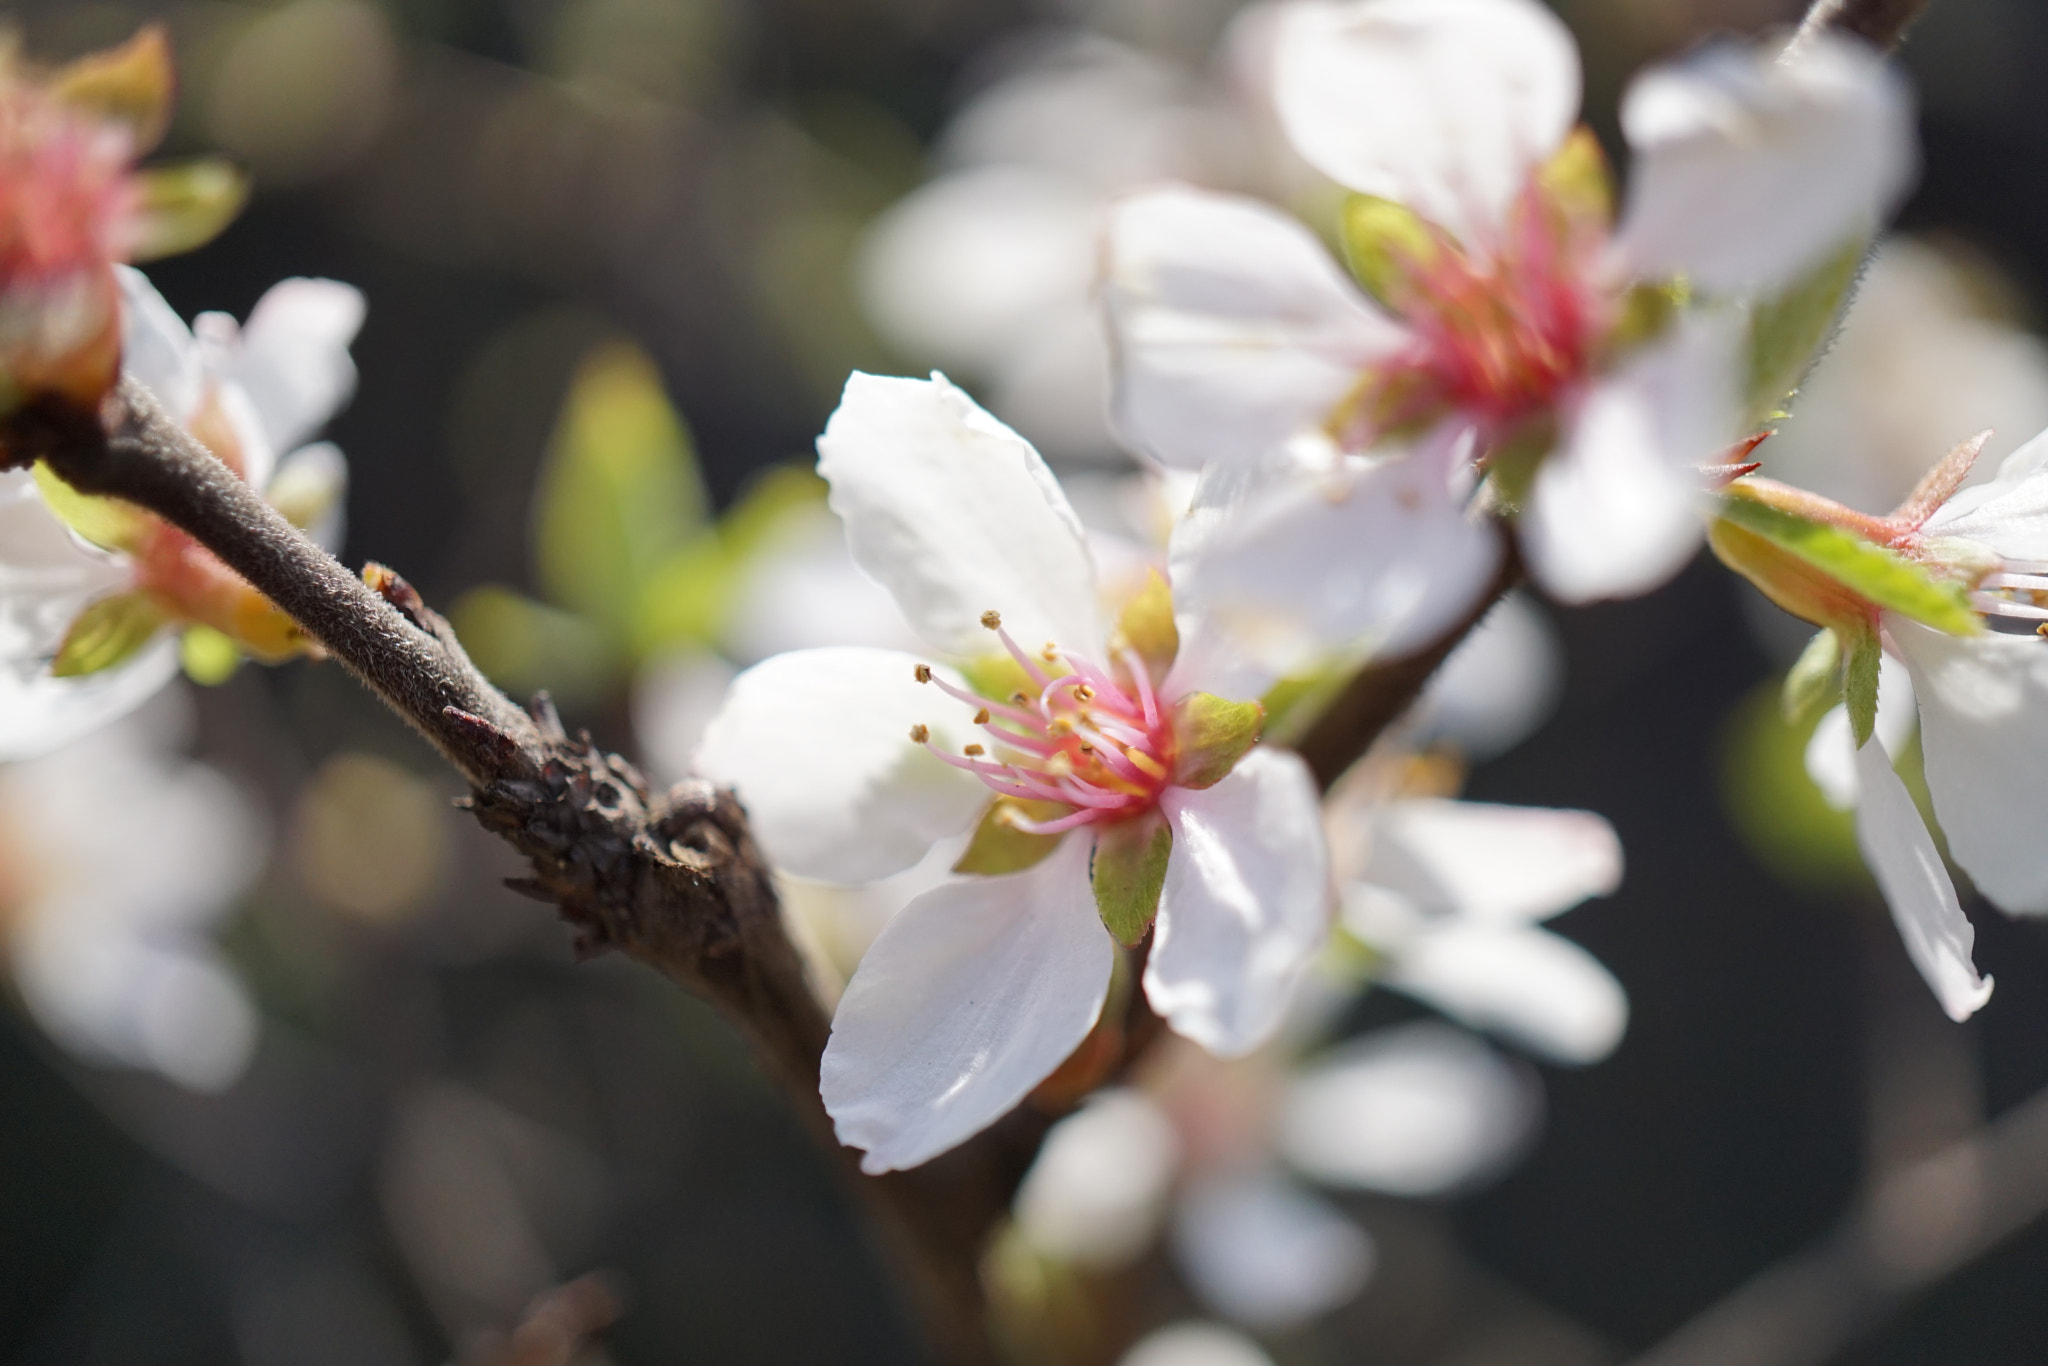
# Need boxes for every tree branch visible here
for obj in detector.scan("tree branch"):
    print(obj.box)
[1787,0,1930,55]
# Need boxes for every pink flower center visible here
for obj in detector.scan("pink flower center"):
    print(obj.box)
[916,612,1174,836]
[1338,186,1606,450]
[0,87,138,285]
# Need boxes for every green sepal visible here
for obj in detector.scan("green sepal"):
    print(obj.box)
[1715,494,1981,637]
[179,625,243,685]
[953,799,1067,876]
[1170,693,1264,789]
[52,593,165,677]
[1781,628,1842,725]
[1091,812,1172,947]
[50,25,174,153]
[130,161,250,263]
[1844,623,1881,748]
[1339,194,1442,313]
[1109,568,1177,684]
[1534,127,1614,232]
[1745,235,1866,428]
[33,460,144,551]
[1605,280,1685,358]
[1479,413,1557,515]
[1259,663,1354,748]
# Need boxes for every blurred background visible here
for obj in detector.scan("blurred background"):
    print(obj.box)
[8,0,2048,1362]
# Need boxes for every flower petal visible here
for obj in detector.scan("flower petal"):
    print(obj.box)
[1923,425,2048,562]
[1414,591,1564,760]
[821,837,1111,1173]
[693,647,986,882]
[1614,35,1915,294]
[1277,1021,1541,1194]
[1146,748,1331,1055]
[1119,1323,1276,1366]
[1270,0,1580,252]
[1168,424,1501,692]
[817,372,1100,657]
[1382,923,1629,1064]
[1357,798,1622,924]
[1889,616,2048,914]
[1850,732,1992,1020]
[116,265,199,420]
[1014,1087,1181,1268]
[227,278,366,455]
[1171,1169,1373,1328]
[1102,186,1404,471]
[1802,650,1915,811]
[1521,311,1740,603]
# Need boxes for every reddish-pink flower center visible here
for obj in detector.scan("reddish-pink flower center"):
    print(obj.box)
[0,87,138,284]
[917,614,1174,836]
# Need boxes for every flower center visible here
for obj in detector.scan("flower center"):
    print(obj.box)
[914,611,1175,836]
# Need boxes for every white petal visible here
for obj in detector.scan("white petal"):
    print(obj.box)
[719,503,923,664]
[1103,187,1403,471]
[1614,35,1915,294]
[1168,425,1501,691]
[693,648,986,882]
[1923,427,2048,563]
[1850,734,1992,1020]
[817,372,1100,657]
[0,637,180,763]
[1521,312,1740,603]
[1277,1021,1541,1194]
[857,166,1099,373]
[1802,651,1916,811]
[227,278,366,454]
[1171,1169,1373,1328]
[1357,798,1622,924]
[265,441,350,552]
[1271,0,1579,252]
[115,266,199,420]
[1146,748,1331,1056]
[1119,1323,1276,1366]
[1383,924,1629,1064]
[820,838,1111,1173]
[631,649,738,788]
[1014,1087,1182,1268]
[1889,616,2048,913]
[1414,591,1564,760]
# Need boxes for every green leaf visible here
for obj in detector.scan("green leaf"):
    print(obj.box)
[50,25,174,152]
[535,343,708,638]
[1715,495,1981,636]
[1844,623,1881,749]
[448,585,624,709]
[52,593,165,677]
[130,161,250,263]
[1091,812,1172,946]
[1109,569,1178,684]
[1781,628,1842,724]
[1339,194,1442,312]
[34,460,144,550]
[953,799,1067,876]
[1719,680,1864,891]
[1170,693,1264,789]
[1746,236,1866,428]
[179,625,242,686]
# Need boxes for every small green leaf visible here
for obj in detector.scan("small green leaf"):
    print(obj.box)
[448,585,623,709]
[50,25,174,152]
[53,593,165,677]
[1109,569,1178,684]
[1746,235,1866,428]
[1716,495,1981,637]
[33,460,144,550]
[179,625,243,685]
[1091,812,1172,946]
[1339,194,1442,312]
[130,160,250,263]
[1781,628,1842,724]
[535,343,708,639]
[953,799,1067,876]
[1170,693,1264,789]
[1844,624,1881,749]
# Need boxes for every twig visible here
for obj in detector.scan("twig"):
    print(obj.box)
[1625,1083,2048,1366]
[1786,0,1930,56]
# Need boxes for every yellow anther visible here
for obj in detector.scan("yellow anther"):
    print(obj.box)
[1074,684,1095,702]
[1047,718,1074,737]
[914,663,933,683]
[1011,692,1029,705]
[973,708,991,724]
[964,743,986,757]
[909,723,930,744]
[1127,750,1168,780]
[1041,642,1059,661]
[980,610,1003,630]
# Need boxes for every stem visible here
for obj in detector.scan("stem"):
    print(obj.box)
[1787,0,1931,55]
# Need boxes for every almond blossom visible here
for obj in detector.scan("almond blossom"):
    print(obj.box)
[1104,0,1914,668]
[1710,425,2048,1021]
[696,371,1331,1173]
[0,267,362,759]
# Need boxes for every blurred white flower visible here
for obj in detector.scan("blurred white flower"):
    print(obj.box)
[859,33,1254,461]
[0,266,362,759]
[1118,1321,1276,1366]
[0,693,265,1090]
[1014,1086,1183,1267]
[1171,1165,1375,1328]
[698,372,1331,1173]
[1106,0,1915,668]
[1412,590,1564,760]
